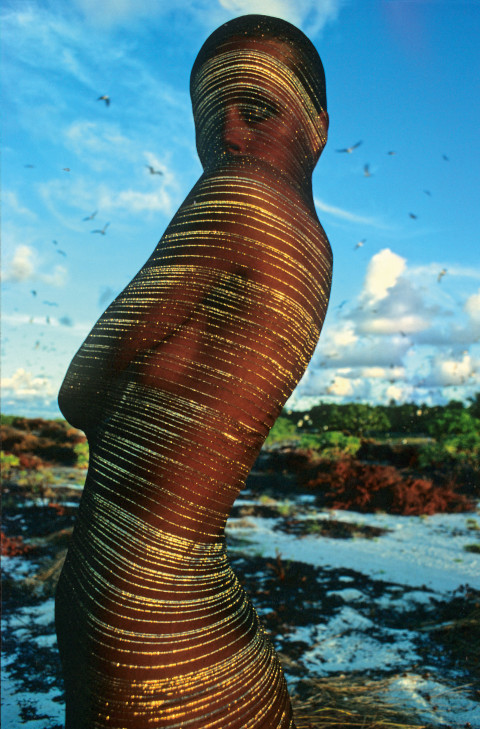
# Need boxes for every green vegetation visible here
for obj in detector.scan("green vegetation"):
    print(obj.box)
[74,441,89,468]
[264,417,299,445]
[299,431,361,458]
[271,396,480,467]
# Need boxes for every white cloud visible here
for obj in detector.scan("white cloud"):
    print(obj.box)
[324,323,358,349]
[423,353,479,388]
[360,366,405,380]
[1,245,68,287]
[2,245,35,282]
[362,248,406,304]
[2,313,90,335]
[385,383,414,404]
[64,121,136,168]
[1,368,57,402]
[69,0,344,34]
[314,198,385,228]
[101,188,174,215]
[409,263,480,281]
[361,314,428,336]
[218,0,343,36]
[465,289,480,323]
[326,376,354,397]
[2,191,37,219]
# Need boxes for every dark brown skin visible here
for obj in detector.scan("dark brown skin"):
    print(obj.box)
[56,21,331,729]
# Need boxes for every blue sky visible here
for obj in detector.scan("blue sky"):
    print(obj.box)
[2,0,479,418]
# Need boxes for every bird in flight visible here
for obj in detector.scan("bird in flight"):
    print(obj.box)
[363,164,372,177]
[336,140,362,153]
[97,95,110,106]
[354,239,366,250]
[83,210,98,221]
[442,154,449,161]
[437,268,447,283]
[43,300,58,307]
[24,164,35,168]
[31,290,37,297]
[387,151,396,156]
[92,222,110,235]
[423,190,432,196]
[57,249,67,257]
[146,165,163,176]
[62,168,71,172]
[409,213,418,219]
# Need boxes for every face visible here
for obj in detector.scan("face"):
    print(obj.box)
[192,37,328,175]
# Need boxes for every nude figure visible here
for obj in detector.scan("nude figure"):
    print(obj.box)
[55,14,332,728]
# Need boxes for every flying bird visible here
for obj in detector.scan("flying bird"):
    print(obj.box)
[92,222,110,235]
[62,168,71,172]
[437,268,447,283]
[336,140,362,153]
[423,190,432,196]
[24,164,35,168]
[97,95,110,106]
[442,154,449,161]
[354,239,366,250]
[409,213,418,219]
[363,164,372,177]
[43,300,58,307]
[146,165,163,176]
[387,151,396,156]
[83,210,98,221]
[57,249,67,257]
[31,290,37,297]
[52,240,58,246]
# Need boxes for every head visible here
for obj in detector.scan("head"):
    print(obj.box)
[190,15,328,178]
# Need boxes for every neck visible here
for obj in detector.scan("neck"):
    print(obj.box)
[204,155,315,206]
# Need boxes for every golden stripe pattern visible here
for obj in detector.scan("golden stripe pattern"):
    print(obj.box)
[56,14,332,729]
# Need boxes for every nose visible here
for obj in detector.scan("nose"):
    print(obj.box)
[222,104,249,154]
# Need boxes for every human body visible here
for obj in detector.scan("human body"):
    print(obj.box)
[56,15,332,728]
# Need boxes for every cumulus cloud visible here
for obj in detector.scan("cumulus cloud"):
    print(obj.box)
[2,245,36,282]
[361,248,406,304]
[1,245,68,287]
[360,366,405,380]
[326,376,354,397]
[423,353,479,388]
[1,368,57,402]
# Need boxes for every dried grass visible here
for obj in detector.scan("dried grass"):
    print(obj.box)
[292,675,428,729]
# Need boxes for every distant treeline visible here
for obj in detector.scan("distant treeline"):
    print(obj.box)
[281,393,480,438]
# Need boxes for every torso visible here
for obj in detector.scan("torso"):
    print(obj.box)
[60,164,331,542]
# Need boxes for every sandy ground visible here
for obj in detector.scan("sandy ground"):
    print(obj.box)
[1,467,479,728]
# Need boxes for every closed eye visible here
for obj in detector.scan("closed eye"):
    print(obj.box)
[239,99,279,125]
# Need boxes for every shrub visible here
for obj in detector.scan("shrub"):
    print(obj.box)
[265,417,299,445]
[299,431,361,458]
[1,451,20,480]
[1,531,34,556]
[74,441,89,468]
[307,458,475,515]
